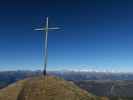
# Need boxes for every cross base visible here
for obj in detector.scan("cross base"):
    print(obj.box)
[43,70,47,76]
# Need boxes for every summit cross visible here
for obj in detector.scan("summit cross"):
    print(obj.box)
[34,17,60,76]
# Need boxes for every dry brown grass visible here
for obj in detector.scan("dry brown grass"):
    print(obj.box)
[0,80,26,100]
[0,76,99,100]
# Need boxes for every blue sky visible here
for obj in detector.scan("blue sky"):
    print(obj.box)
[0,0,133,72]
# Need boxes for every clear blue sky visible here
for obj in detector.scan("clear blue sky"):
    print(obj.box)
[0,0,133,72]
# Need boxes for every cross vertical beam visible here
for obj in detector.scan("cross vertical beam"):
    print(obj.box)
[44,17,48,75]
[34,17,60,76]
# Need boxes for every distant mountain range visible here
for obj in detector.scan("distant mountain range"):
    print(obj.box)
[0,70,133,98]
[1,70,133,88]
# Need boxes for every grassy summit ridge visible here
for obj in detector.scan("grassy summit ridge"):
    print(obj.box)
[0,76,99,100]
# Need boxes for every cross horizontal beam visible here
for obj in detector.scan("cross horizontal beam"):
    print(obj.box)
[34,27,60,31]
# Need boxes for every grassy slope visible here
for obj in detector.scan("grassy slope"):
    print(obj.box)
[0,76,99,100]
[0,80,26,100]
